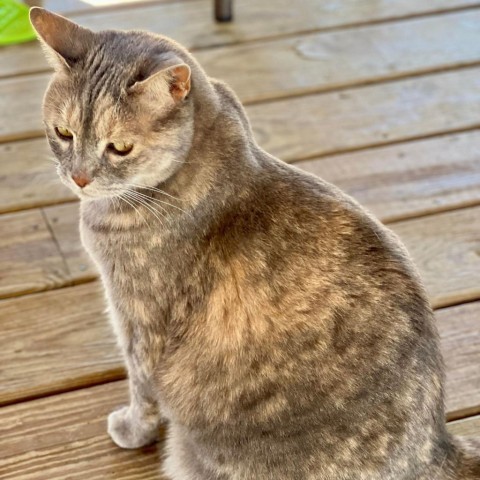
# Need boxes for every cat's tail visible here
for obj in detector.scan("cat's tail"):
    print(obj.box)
[449,437,480,479]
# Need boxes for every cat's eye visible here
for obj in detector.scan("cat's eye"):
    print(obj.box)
[55,126,74,140]
[108,141,134,156]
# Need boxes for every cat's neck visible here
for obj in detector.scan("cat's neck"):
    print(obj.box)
[160,80,261,211]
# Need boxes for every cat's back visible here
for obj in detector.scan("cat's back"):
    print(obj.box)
[226,152,425,297]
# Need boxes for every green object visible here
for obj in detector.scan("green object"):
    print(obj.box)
[0,0,36,46]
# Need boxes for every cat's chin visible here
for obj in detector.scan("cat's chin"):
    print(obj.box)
[70,189,97,200]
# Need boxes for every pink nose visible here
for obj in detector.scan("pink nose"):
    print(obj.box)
[71,173,91,188]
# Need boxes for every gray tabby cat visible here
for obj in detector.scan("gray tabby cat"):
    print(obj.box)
[30,7,480,480]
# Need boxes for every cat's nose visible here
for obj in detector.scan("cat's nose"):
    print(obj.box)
[71,172,91,188]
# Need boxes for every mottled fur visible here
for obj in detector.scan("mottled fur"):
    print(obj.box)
[31,8,480,479]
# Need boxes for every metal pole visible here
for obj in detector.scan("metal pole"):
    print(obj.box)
[215,0,233,22]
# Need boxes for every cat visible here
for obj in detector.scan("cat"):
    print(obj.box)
[30,7,480,480]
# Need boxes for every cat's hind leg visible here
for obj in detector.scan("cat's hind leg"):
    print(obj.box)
[162,425,230,480]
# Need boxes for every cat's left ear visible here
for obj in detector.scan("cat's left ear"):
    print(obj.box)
[129,64,191,103]
[30,7,94,71]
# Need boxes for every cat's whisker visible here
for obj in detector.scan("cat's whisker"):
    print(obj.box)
[123,190,166,227]
[138,198,170,219]
[112,195,121,212]
[115,195,124,213]
[118,193,149,227]
[126,188,169,210]
[155,198,192,217]
[108,196,118,213]
[124,196,154,230]
[126,189,170,215]
[126,184,192,218]
[126,191,169,223]
[126,182,183,203]
[136,192,190,217]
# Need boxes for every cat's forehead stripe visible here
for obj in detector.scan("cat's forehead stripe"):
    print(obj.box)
[73,45,126,138]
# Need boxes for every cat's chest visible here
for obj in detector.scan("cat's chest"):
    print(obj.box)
[80,218,167,291]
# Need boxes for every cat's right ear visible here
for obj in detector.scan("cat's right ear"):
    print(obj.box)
[29,7,94,71]
[128,63,192,104]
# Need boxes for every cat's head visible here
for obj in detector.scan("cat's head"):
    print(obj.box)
[30,8,194,201]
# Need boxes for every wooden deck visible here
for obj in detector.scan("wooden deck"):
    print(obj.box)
[1,0,480,477]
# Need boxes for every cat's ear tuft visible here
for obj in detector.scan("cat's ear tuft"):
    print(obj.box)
[29,7,94,71]
[129,63,191,103]
[166,64,191,102]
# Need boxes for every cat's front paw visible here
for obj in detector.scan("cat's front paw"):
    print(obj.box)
[108,405,160,449]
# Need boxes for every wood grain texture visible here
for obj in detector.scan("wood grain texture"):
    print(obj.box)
[0,282,123,407]
[43,203,97,283]
[295,131,480,223]
[0,382,478,480]
[0,209,69,299]
[3,66,480,159]
[439,302,480,420]
[391,206,480,309]
[0,73,47,143]
[449,415,480,438]
[198,9,480,103]
[2,0,478,78]
[0,138,75,214]
[0,381,164,480]
[247,67,480,162]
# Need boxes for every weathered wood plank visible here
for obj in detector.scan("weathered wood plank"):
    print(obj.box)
[5,8,480,103]
[0,282,122,407]
[295,131,480,224]
[43,203,97,283]
[2,66,480,159]
[449,415,480,438]
[391,206,480,309]
[0,138,75,214]
[2,0,478,78]
[0,73,48,143]
[0,383,478,480]
[198,9,480,104]
[0,209,69,299]
[439,302,480,420]
[0,381,163,480]
[248,67,480,162]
